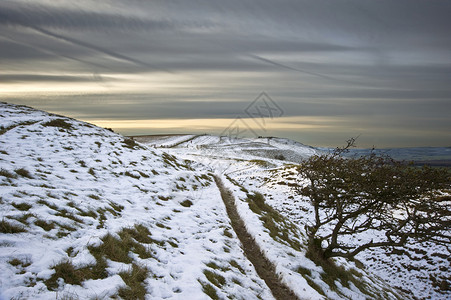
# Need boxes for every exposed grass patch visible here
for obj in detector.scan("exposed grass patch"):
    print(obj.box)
[37,199,58,210]
[55,209,84,223]
[57,223,77,234]
[96,208,107,229]
[88,194,100,200]
[109,201,124,213]
[229,260,245,274]
[167,240,178,248]
[89,233,132,263]
[78,160,87,168]
[11,213,34,224]
[0,120,37,135]
[89,226,153,264]
[121,224,153,243]
[78,209,98,219]
[158,195,172,201]
[42,119,72,129]
[122,138,142,150]
[199,281,219,300]
[0,169,17,179]
[45,259,108,291]
[0,219,26,233]
[12,202,32,211]
[137,171,149,178]
[247,192,302,251]
[203,269,226,288]
[223,228,233,238]
[180,199,193,207]
[206,262,230,272]
[66,247,77,257]
[118,263,149,300]
[8,258,31,268]
[45,260,83,289]
[124,171,140,179]
[15,168,33,178]
[35,219,55,231]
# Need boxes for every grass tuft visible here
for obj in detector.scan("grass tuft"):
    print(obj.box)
[8,258,31,268]
[200,281,219,300]
[42,119,72,129]
[0,169,17,179]
[124,171,140,179]
[88,194,100,200]
[45,260,84,290]
[15,168,33,178]
[203,269,226,288]
[89,233,132,263]
[12,202,32,211]
[89,226,154,264]
[35,219,55,231]
[122,138,142,150]
[0,219,26,233]
[45,259,107,291]
[229,260,245,274]
[223,228,233,238]
[180,200,193,207]
[118,264,149,300]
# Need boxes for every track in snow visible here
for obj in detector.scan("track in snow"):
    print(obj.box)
[213,175,300,300]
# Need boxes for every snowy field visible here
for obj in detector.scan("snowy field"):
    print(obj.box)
[158,134,450,300]
[1,102,449,299]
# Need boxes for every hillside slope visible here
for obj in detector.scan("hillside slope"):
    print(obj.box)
[140,133,450,299]
[1,102,410,300]
[0,102,273,299]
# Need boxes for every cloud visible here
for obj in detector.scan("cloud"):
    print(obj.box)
[0,1,187,32]
[1,0,450,147]
[0,74,112,83]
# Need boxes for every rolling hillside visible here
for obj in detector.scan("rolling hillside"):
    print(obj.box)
[2,102,447,299]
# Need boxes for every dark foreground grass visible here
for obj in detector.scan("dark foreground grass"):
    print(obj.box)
[45,224,154,297]
[0,219,26,233]
[118,264,149,300]
[45,259,107,290]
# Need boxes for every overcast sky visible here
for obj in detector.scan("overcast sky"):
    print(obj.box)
[1,0,450,147]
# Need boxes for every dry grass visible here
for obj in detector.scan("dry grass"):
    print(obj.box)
[0,219,26,233]
[117,264,149,300]
[42,119,72,129]
[45,259,108,291]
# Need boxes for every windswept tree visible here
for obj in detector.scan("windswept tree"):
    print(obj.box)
[297,139,450,260]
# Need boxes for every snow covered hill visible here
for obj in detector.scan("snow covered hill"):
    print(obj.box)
[0,103,273,299]
[133,134,320,165]
[138,134,450,299]
[0,102,432,300]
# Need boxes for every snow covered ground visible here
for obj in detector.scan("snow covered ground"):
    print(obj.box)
[0,103,272,299]
[1,102,448,299]
[149,134,450,300]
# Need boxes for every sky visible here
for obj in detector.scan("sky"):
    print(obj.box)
[1,0,450,148]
